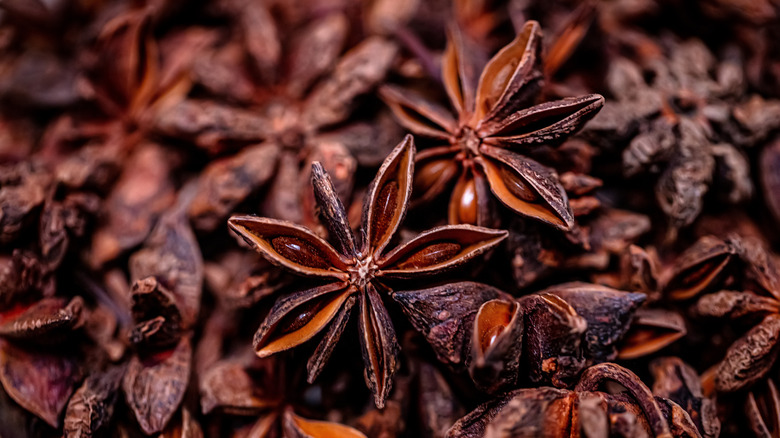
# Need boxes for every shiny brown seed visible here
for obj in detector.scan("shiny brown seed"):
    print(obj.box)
[415,159,451,194]
[481,325,505,352]
[278,299,330,335]
[371,181,399,248]
[271,236,329,268]
[675,258,725,289]
[395,242,462,270]
[476,300,515,353]
[454,178,478,225]
[500,167,539,202]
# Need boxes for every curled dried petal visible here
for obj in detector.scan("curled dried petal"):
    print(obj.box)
[665,235,736,300]
[576,363,672,438]
[740,237,780,299]
[127,278,182,349]
[130,193,203,328]
[64,364,126,438]
[446,387,572,438]
[199,359,276,415]
[650,357,720,438]
[0,296,83,341]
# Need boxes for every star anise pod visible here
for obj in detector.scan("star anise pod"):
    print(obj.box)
[447,362,699,438]
[395,281,644,393]
[586,38,780,236]
[380,21,604,229]
[41,8,211,163]
[156,5,398,232]
[585,244,688,361]
[0,158,111,430]
[228,135,507,407]
[651,357,721,438]
[66,185,205,436]
[687,241,780,394]
[41,9,211,268]
[659,234,780,436]
[665,234,778,302]
[200,352,367,438]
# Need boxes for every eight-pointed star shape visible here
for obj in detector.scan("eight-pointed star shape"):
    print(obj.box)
[228,135,507,407]
[381,21,604,229]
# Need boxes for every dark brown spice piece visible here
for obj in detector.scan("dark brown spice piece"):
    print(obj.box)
[229,135,507,407]
[381,21,603,229]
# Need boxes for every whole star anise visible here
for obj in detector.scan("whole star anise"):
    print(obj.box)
[157,6,398,232]
[228,135,507,408]
[380,21,604,229]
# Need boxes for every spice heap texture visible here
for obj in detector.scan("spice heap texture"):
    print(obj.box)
[4,0,780,436]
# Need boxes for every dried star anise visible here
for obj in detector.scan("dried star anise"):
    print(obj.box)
[228,135,507,407]
[113,185,203,435]
[650,357,721,438]
[158,5,399,232]
[587,37,780,235]
[690,249,780,393]
[380,21,604,229]
[0,296,84,428]
[446,362,699,438]
[662,233,780,435]
[394,280,645,392]
[200,352,366,438]
[588,243,688,360]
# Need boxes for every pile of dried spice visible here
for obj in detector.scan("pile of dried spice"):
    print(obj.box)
[4,0,780,436]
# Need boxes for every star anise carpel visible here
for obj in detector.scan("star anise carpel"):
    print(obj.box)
[228,135,507,408]
[380,20,604,229]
